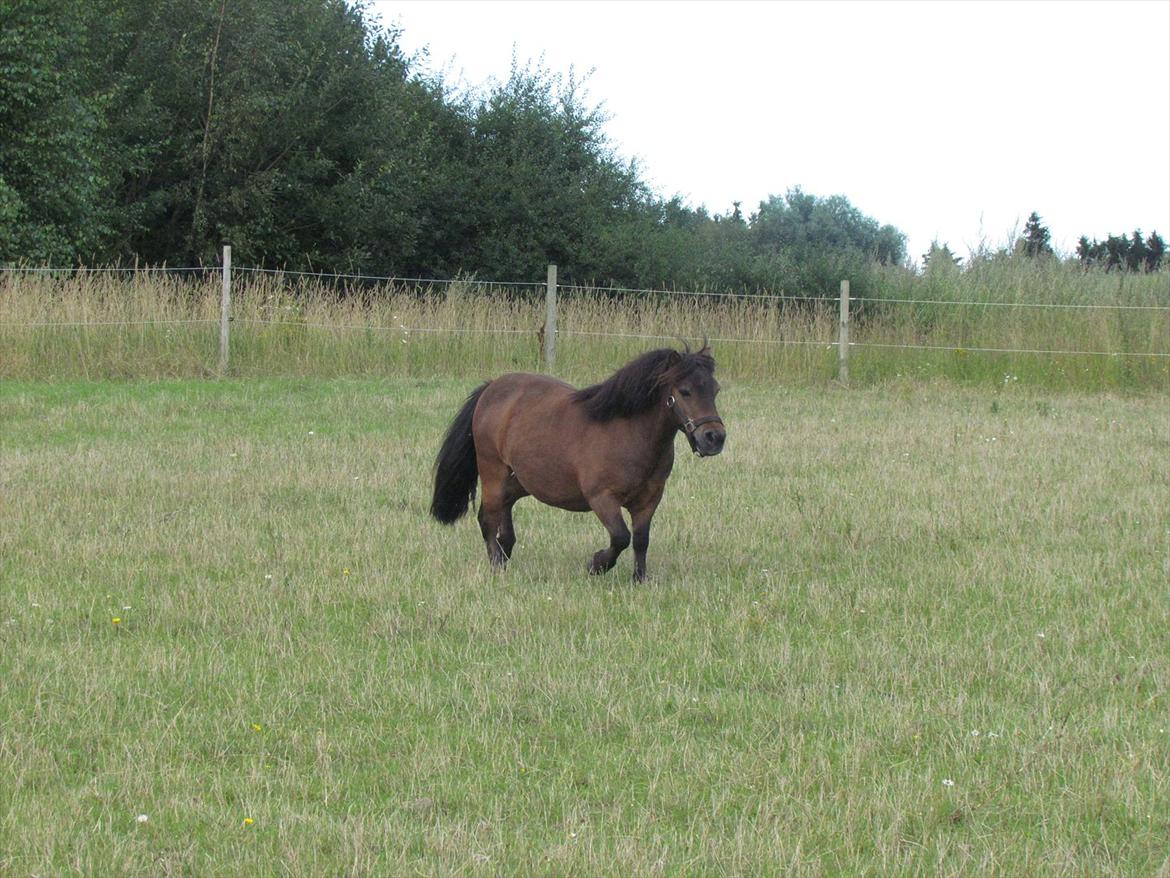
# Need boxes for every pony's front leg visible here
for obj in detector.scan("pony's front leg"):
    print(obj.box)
[630,490,664,583]
[586,493,630,575]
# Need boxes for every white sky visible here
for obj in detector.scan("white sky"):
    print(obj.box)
[375,0,1170,265]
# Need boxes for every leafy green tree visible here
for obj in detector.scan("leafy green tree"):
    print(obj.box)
[595,198,720,290]
[0,0,114,263]
[746,188,906,295]
[98,0,452,270]
[450,61,646,282]
[751,189,905,265]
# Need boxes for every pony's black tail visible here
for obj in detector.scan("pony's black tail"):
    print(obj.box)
[430,382,489,524]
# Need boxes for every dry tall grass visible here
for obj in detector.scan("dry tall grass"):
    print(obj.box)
[1,264,1167,389]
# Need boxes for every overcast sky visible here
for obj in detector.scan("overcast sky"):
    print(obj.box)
[375,0,1170,265]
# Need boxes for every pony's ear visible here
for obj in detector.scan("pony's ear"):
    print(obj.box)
[697,334,711,357]
[668,350,683,364]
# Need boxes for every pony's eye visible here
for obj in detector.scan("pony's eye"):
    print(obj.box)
[679,388,692,397]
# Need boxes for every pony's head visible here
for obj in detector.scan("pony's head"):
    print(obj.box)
[660,343,725,456]
[573,342,726,456]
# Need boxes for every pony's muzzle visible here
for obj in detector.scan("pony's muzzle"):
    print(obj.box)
[694,424,725,456]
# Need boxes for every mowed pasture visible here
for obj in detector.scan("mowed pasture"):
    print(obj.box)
[1,374,1167,876]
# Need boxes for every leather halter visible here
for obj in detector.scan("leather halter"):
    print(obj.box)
[667,394,724,454]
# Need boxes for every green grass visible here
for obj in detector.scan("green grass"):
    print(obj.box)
[1,376,1167,875]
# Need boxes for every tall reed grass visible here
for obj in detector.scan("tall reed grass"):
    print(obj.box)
[1,260,1166,389]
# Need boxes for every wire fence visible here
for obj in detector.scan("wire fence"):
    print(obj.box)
[3,262,1169,374]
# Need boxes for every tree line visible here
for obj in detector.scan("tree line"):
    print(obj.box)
[1021,212,1165,272]
[922,212,1165,275]
[1075,231,1166,272]
[1,1,1162,295]
[0,0,904,295]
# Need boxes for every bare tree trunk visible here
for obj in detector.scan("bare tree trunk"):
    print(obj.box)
[189,0,227,263]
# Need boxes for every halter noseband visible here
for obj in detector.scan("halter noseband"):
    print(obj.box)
[667,394,724,454]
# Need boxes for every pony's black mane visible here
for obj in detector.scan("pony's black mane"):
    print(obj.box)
[572,348,715,422]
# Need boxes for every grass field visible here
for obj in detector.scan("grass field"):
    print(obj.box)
[1,375,1167,876]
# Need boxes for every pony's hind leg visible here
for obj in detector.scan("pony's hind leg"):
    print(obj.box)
[476,456,509,567]
[492,495,524,563]
[586,492,631,576]
[477,500,509,568]
[477,462,525,569]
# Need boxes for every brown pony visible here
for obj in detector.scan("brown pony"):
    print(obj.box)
[429,345,725,581]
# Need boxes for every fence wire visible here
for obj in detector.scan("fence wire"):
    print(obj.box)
[0,266,215,274]
[233,266,546,289]
[848,341,1170,359]
[0,318,218,328]
[559,328,833,347]
[558,283,838,305]
[241,318,534,336]
[851,294,1169,311]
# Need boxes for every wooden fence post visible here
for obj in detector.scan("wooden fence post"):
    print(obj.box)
[838,278,850,384]
[220,244,231,374]
[545,263,557,372]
